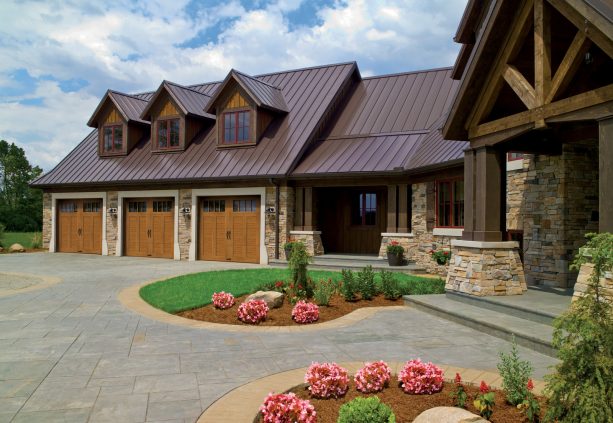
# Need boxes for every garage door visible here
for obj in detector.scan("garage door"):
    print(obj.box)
[57,199,102,254]
[198,197,260,263]
[125,198,174,258]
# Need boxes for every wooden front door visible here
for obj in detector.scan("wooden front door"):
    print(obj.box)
[125,198,174,258]
[198,196,260,263]
[57,199,102,254]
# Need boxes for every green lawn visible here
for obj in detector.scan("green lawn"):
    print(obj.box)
[0,232,42,249]
[140,268,444,313]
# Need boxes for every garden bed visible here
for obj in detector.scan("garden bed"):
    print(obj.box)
[177,293,402,326]
[257,381,546,423]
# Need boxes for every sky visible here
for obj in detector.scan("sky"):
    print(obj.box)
[0,0,468,172]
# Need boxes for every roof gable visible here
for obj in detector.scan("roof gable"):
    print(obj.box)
[87,90,149,128]
[140,80,215,121]
[206,69,288,114]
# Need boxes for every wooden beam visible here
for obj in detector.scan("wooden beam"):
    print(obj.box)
[470,123,535,148]
[304,187,313,231]
[469,83,613,138]
[547,0,613,59]
[546,31,591,103]
[398,184,408,233]
[503,65,537,109]
[294,187,304,230]
[387,185,397,233]
[467,0,535,128]
[599,118,613,232]
[547,100,613,122]
[534,0,551,106]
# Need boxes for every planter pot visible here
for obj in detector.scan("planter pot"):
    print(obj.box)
[435,257,448,266]
[387,252,403,266]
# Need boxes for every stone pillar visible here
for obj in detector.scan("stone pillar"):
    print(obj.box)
[446,239,527,296]
[105,191,119,256]
[178,189,192,260]
[573,263,613,303]
[387,185,397,232]
[599,118,613,233]
[42,192,52,249]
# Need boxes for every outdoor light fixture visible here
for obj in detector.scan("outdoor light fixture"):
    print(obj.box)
[108,207,118,215]
[180,207,191,215]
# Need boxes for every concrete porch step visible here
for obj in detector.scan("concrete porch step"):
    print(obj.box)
[269,257,427,274]
[404,294,556,357]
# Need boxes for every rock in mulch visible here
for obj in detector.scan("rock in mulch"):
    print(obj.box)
[413,407,489,423]
[246,291,284,309]
[9,243,25,253]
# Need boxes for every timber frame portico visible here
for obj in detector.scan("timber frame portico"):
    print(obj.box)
[444,0,612,295]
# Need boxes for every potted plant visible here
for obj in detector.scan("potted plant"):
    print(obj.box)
[386,241,404,266]
[430,248,451,265]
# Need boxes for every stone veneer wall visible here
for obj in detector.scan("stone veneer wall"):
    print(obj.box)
[506,158,530,231]
[178,189,192,260]
[523,140,599,288]
[290,232,324,256]
[573,263,613,303]
[42,192,52,249]
[106,191,119,256]
[265,185,294,260]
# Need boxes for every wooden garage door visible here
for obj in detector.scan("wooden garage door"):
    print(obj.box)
[198,197,259,263]
[57,199,102,254]
[125,198,174,259]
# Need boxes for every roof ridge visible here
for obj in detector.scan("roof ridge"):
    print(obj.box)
[362,66,453,80]
[232,69,282,90]
[254,61,357,78]
[164,80,212,97]
[108,89,148,102]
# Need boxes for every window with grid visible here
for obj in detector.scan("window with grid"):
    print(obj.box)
[436,179,464,228]
[103,124,123,152]
[202,199,225,212]
[232,199,256,212]
[222,111,250,144]
[83,201,101,213]
[153,200,173,212]
[158,119,180,149]
[128,201,147,213]
[60,202,78,212]
[351,192,377,226]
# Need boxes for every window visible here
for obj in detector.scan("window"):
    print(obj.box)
[202,199,225,212]
[352,192,377,226]
[158,119,180,149]
[128,201,147,213]
[153,200,173,212]
[436,179,464,228]
[103,124,123,152]
[507,152,524,161]
[233,199,257,212]
[83,201,101,213]
[60,201,78,213]
[222,111,250,144]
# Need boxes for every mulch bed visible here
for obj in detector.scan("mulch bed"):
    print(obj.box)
[257,380,546,423]
[177,293,401,326]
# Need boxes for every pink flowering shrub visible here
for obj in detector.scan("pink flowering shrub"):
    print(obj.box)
[354,361,392,393]
[211,291,235,309]
[237,299,269,324]
[292,301,319,324]
[260,392,316,423]
[398,359,444,394]
[305,362,349,398]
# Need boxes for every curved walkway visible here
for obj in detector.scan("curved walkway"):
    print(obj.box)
[0,253,558,423]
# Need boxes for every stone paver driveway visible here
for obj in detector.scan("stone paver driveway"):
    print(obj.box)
[0,253,558,423]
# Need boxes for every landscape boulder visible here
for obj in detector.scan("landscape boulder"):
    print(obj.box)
[246,291,284,309]
[9,243,25,253]
[413,407,489,423]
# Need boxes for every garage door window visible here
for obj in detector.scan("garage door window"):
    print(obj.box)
[128,201,147,212]
[233,199,257,212]
[60,201,78,212]
[202,199,225,212]
[153,200,173,212]
[83,201,101,213]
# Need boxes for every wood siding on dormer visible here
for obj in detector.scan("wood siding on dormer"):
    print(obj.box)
[159,100,179,118]
[104,109,123,125]
[151,95,185,152]
[99,104,127,157]
[226,91,249,109]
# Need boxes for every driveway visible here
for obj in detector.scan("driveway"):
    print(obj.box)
[0,253,558,423]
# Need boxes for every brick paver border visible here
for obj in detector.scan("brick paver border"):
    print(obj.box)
[197,361,546,422]
[0,272,62,297]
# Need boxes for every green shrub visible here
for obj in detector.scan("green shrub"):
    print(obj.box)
[379,270,401,300]
[0,223,4,247]
[497,336,534,406]
[356,265,377,300]
[337,396,395,423]
[400,277,445,295]
[340,269,357,302]
[544,232,613,423]
[313,278,335,306]
[30,232,42,249]
[288,242,310,288]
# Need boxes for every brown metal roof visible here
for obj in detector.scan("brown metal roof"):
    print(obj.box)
[141,80,215,120]
[33,62,357,187]
[87,90,149,127]
[206,69,288,114]
[292,68,467,176]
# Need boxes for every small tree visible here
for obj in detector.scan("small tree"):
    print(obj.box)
[288,241,310,288]
[544,232,613,423]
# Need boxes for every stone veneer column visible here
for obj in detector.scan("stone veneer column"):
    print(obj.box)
[446,239,527,296]
[264,186,294,260]
[42,192,52,249]
[178,189,192,260]
[106,191,119,256]
[573,263,613,303]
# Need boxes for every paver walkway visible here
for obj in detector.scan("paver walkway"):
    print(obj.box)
[0,253,559,423]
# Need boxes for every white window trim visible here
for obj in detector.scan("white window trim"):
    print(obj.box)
[50,192,108,255]
[506,159,523,171]
[190,187,268,264]
[433,228,464,237]
[117,190,180,260]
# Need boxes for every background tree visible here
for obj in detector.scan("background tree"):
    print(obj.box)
[0,140,43,231]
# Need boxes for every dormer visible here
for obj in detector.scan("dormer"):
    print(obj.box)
[140,81,214,153]
[87,90,149,157]
[206,70,288,147]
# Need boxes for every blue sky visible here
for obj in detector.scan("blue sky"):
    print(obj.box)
[0,0,467,171]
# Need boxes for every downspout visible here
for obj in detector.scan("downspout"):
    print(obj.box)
[269,178,280,259]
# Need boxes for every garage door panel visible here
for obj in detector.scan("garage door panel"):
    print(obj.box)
[125,198,174,259]
[57,199,102,254]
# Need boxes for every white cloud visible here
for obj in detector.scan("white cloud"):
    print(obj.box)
[0,0,467,171]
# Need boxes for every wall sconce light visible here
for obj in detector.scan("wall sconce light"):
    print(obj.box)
[181,207,191,215]
[108,207,118,215]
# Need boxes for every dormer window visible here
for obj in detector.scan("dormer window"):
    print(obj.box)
[103,124,123,152]
[157,118,180,149]
[222,111,250,144]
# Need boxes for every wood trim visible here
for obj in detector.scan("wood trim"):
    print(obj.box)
[295,187,304,231]
[304,187,313,231]
[387,185,397,233]
[546,31,591,103]
[600,118,613,232]
[503,65,537,109]
[398,184,408,233]
[534,0,552,107]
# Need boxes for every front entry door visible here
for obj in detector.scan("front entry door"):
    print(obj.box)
[198,196,260,263]
[125,198,174,258]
